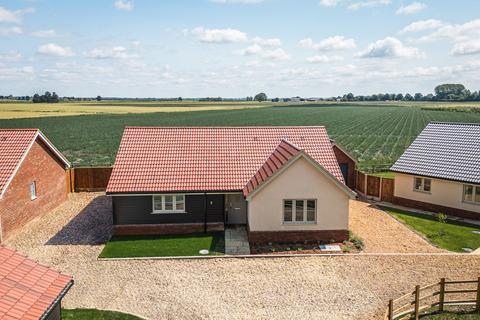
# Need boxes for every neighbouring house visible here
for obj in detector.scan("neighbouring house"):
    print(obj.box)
[106,127,356,244]
[0,245,73,320]
[0,129,70,242]
[390,122,480,220]
[330,139,357,190]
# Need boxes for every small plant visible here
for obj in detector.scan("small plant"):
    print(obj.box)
[349,232,365,251]
[342,246,351,253]
[329,239,336,244]
[437,213,447,224]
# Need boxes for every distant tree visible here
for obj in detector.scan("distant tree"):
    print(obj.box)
[395,93,404,101]
[96,95,102,101]
[404,93,414,101]
[51,92,59,103]
[32,94,40,103]
[346,92,354,101]
[434,84,465,100]
[31,91,60,103]
[272,97,280,102]
[254,92,268,102]
[177,97,182,101]
[414,93,423,101]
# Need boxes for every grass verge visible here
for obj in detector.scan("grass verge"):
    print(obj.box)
[99,232,225,258]
[62,308,144,320]
[379,206,480,252]
[418,306,480,319]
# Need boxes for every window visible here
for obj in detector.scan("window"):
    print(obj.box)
[414,177,431,193]
[463,185,480,204]
[283,199,316,223]
[152,195,186,213]
[30,182,37,200]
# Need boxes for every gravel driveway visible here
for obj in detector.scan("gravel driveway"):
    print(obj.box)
[5,193,479,320]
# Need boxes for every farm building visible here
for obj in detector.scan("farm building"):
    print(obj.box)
[106,127,356,244]
[0,129,70,242]
[0,245,73,320]
[390,122,480,220]
[330,139,357,190]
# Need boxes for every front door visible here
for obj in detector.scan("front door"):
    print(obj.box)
[340,163,349,185]
[225,194,247,225]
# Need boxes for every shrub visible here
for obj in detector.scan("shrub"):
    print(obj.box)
[349,232,365,251]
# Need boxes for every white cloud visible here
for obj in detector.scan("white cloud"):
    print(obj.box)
[114,0,134,11]
[348,0,391,10]
[86,46,132,59]
[251,37,282,47]
[319,0,342,7]
[0,51,22,62]
[209,0,265,3]
[306,55,343,63]
[191,27,247,43]
[0,26,22,36]
[0,66,34,79]
[239,44,290,60]
[299,36,356,51]
[416,19,480,43]
[0,6,34,24]
[396,2,426,15]
[357,37,424,58]
[451,42,480,56]
[31,29,57,38]
[399,19,444,34]
[37,43,75,57]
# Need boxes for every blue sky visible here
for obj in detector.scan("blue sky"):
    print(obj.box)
[1,0,479,98]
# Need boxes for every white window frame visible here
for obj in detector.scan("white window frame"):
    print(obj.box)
[30,181,37,200]
[463,184,480,205]
[283,199,317,224]
[413,177,432,193]
[152,194,186,214]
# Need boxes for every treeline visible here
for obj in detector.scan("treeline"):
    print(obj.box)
[32,92,60,103]
[337,84,480,102]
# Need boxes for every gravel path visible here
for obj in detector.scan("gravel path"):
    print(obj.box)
[5,194,478,320]
[349,200,444,253]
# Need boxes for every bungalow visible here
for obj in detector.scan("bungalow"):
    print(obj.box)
[390,122,480,220]
[0,129,71,242]
[106,127,356,244]
[0,245,73,320]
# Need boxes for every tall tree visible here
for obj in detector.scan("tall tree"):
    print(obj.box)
[254,92,268,102]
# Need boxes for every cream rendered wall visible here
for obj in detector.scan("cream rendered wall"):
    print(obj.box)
[394,173,480,213]
[247,157,350,232]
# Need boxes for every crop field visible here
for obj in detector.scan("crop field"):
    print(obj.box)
[0,101,479,169]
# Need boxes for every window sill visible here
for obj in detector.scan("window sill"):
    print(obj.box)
[462,200,480,206]
[151,211,187,215]
[413,189,431,194]
[31,197,37,201]
[282,222,317,225]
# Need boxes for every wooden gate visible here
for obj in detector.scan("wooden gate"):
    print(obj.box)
[366,175,380,197]
[69,167,112,192]
[381,178,394,202]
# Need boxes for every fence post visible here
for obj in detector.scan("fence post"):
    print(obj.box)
[476,277,480,312]
[414,285,420,320]
[388,299,393,320]
[439,278,445,312]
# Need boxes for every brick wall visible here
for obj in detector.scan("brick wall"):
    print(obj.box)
[0,140,68,241]
[332,145,356,190]
[247,229,349,245]
[393,196,480,220]
[113,222,225,236]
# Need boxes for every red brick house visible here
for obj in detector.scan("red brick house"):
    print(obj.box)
[330,140,357,190]
[0,245,73,320]
[0,129,70,242]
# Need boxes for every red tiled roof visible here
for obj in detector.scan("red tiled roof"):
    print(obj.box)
[243,140,301,197]
[107,127,344,193]
[0,129,70,197]
[0,246,73,320]
[0,129,38,197]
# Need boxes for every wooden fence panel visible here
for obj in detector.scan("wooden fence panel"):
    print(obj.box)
[72,167,112,192]
[367,175,380,197]
[356,171,366,194]
[381,178,395,202]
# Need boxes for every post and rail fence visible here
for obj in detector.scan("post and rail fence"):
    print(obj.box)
[386,278,480,320]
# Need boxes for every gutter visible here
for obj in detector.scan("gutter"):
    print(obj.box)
[40,279,74,320]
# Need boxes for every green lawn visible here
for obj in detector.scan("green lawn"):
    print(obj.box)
[368,171,395,179]
[99,232,225,258]
[62,308,144,320]
[380,206,480,252]
[418,307,480,319]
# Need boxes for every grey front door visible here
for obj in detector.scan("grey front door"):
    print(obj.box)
[226,194,247,225]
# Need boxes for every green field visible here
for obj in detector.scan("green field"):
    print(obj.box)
[0,101,479,169]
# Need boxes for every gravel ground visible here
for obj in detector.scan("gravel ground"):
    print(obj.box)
[5,193,478,320]
[349,200,444,253]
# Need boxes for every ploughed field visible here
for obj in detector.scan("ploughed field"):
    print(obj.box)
[0,101,479,168]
